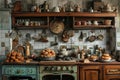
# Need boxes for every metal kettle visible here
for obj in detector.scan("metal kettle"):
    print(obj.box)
[53,6,60,12]
[60,48,69,56]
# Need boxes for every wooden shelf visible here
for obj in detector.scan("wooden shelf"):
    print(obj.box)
[12,12,117,29]
[13,25,49,29]
[73,25,115,29]
[12,12,117,17]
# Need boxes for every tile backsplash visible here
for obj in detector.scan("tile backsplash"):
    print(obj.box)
[0,30,10,55]
[18,29,107,52]
[0,10,11,55]
[0,0,119,55]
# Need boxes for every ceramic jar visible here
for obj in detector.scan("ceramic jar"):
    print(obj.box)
[104,20,112,25]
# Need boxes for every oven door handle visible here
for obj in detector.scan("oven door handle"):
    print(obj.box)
[52,72,60,74]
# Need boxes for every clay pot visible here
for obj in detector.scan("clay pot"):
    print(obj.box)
[104,20,112,25]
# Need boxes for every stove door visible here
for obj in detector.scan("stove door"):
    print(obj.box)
[42,74,76,80]
[42,74,61,80]
[9,76,35,80]
[62,74,75,80]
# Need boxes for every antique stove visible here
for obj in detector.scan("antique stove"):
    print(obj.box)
[2,64,39,80]
[40,65,77,80]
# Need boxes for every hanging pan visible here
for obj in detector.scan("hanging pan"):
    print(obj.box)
[50,20,64,34]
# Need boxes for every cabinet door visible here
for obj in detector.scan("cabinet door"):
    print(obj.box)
[79,66,102,80]
[104,77,120,80]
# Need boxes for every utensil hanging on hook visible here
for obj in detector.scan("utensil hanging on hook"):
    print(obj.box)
[79,31,84,41]
[25,33,31,41]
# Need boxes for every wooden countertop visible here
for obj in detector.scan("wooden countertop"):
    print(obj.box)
[2,61,120,65]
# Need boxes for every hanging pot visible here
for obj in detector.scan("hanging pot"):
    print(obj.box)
[87,35,96,42]
[97,34,104,40]
[97,30,104,41]
[86,30,96,42]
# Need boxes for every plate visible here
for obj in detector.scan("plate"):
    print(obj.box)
[50,20,64,34]
[101,59,113,63]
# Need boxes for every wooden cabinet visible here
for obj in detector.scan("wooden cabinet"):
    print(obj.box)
[79,65,102,80]
[103,65,120,80]
[79,64,120,80]
[11,12,117,29]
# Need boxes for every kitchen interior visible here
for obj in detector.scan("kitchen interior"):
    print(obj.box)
[0,0,120,80]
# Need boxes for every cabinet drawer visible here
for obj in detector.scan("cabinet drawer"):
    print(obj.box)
[104,65,120,75]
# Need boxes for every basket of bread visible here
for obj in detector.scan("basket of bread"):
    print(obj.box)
[101,53,112,62]
[40,48,56,61]
[5,50,24,63]
[89,55,98,61]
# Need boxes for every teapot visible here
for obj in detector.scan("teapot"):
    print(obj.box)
[106,3,112,12]
[53,6,60,12]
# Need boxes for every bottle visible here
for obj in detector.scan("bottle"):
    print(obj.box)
[26,45,30,57]
[43,1,49,12]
